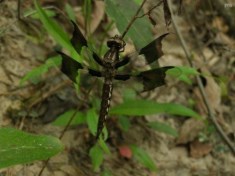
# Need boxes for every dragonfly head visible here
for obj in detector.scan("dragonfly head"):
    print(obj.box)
[107,35,126,52]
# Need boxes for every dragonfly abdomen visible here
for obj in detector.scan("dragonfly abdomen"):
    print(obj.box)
[96,79,113,138]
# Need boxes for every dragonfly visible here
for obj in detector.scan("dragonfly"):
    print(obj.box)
[58,4,174,139]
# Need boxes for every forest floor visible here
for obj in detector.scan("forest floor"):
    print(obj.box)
[0,0,235,176]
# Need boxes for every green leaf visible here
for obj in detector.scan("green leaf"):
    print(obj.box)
[105,0,153,49]
[133,0,142,5]
[25,9,56,19]
[65,3,76,21]
[86,108,98,136]
[177,66,199,75]
[131,145,157,172]
[20,64,48,85]
[45,55,62,66]
[20,55,61,85]
[110,99,202,119]
[97,127,109,141]
[122,88,137,101]
[98,139,111,154]
[89,145,104,172]
[34,0,81,62]
[101,170,112,176]
[167,66,199,85]
[118,116,131,131]
[147,121,178,137]
[0,128,63,169]
[52,109,86,126]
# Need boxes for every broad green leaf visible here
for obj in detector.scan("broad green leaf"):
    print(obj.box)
[131,145,157,172]
[52,110,86,126]
[89,145,104,172]
[110,99,202,119]
[105,0,153,49]
[86,108,98,136]
[34,0,81,62]
[20,56,61,85]
[147,121,178,137]
[0,128,63,169]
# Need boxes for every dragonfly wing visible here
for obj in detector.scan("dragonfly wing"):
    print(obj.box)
[58,51,83,82]
[70,21,88,53]
[71,21,104,66]
[137,66,174,91]
[139,33,169,64]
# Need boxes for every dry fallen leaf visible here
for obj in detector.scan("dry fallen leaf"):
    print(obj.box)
[190,139,212,158]
[193,69,221,115]
[212,17,229,33]
[177,118,205,144]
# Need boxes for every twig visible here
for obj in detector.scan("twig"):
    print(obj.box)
[121,0,165,39]
[17,0,21,20]
[136,1,163,19]
[121,0,148,39]
[28,80,70,109]
[1,5,66,35]
[167,0,235,155]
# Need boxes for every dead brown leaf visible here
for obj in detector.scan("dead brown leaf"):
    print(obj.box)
[193,67,221,115]
[212,17,229,33]
[177,118,205,144]
[190,139,212,158]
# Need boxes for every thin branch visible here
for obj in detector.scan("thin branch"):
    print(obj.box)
[167,0,235,155]
[136,0,163,19]
[121,0,148,39]
[1,6,66,35]
[17,0,21,20]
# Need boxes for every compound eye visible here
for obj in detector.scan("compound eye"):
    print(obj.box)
[107,40,115,48]
[107,40,112,48]
[117,43,122,49]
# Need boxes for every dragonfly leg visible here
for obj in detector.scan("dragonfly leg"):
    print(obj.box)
[114,74,131,81]
[115,56,130,68]
[88,69,102,77]
[93,53,104,66]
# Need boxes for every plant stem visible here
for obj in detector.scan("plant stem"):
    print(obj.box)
[17,0,21,20]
